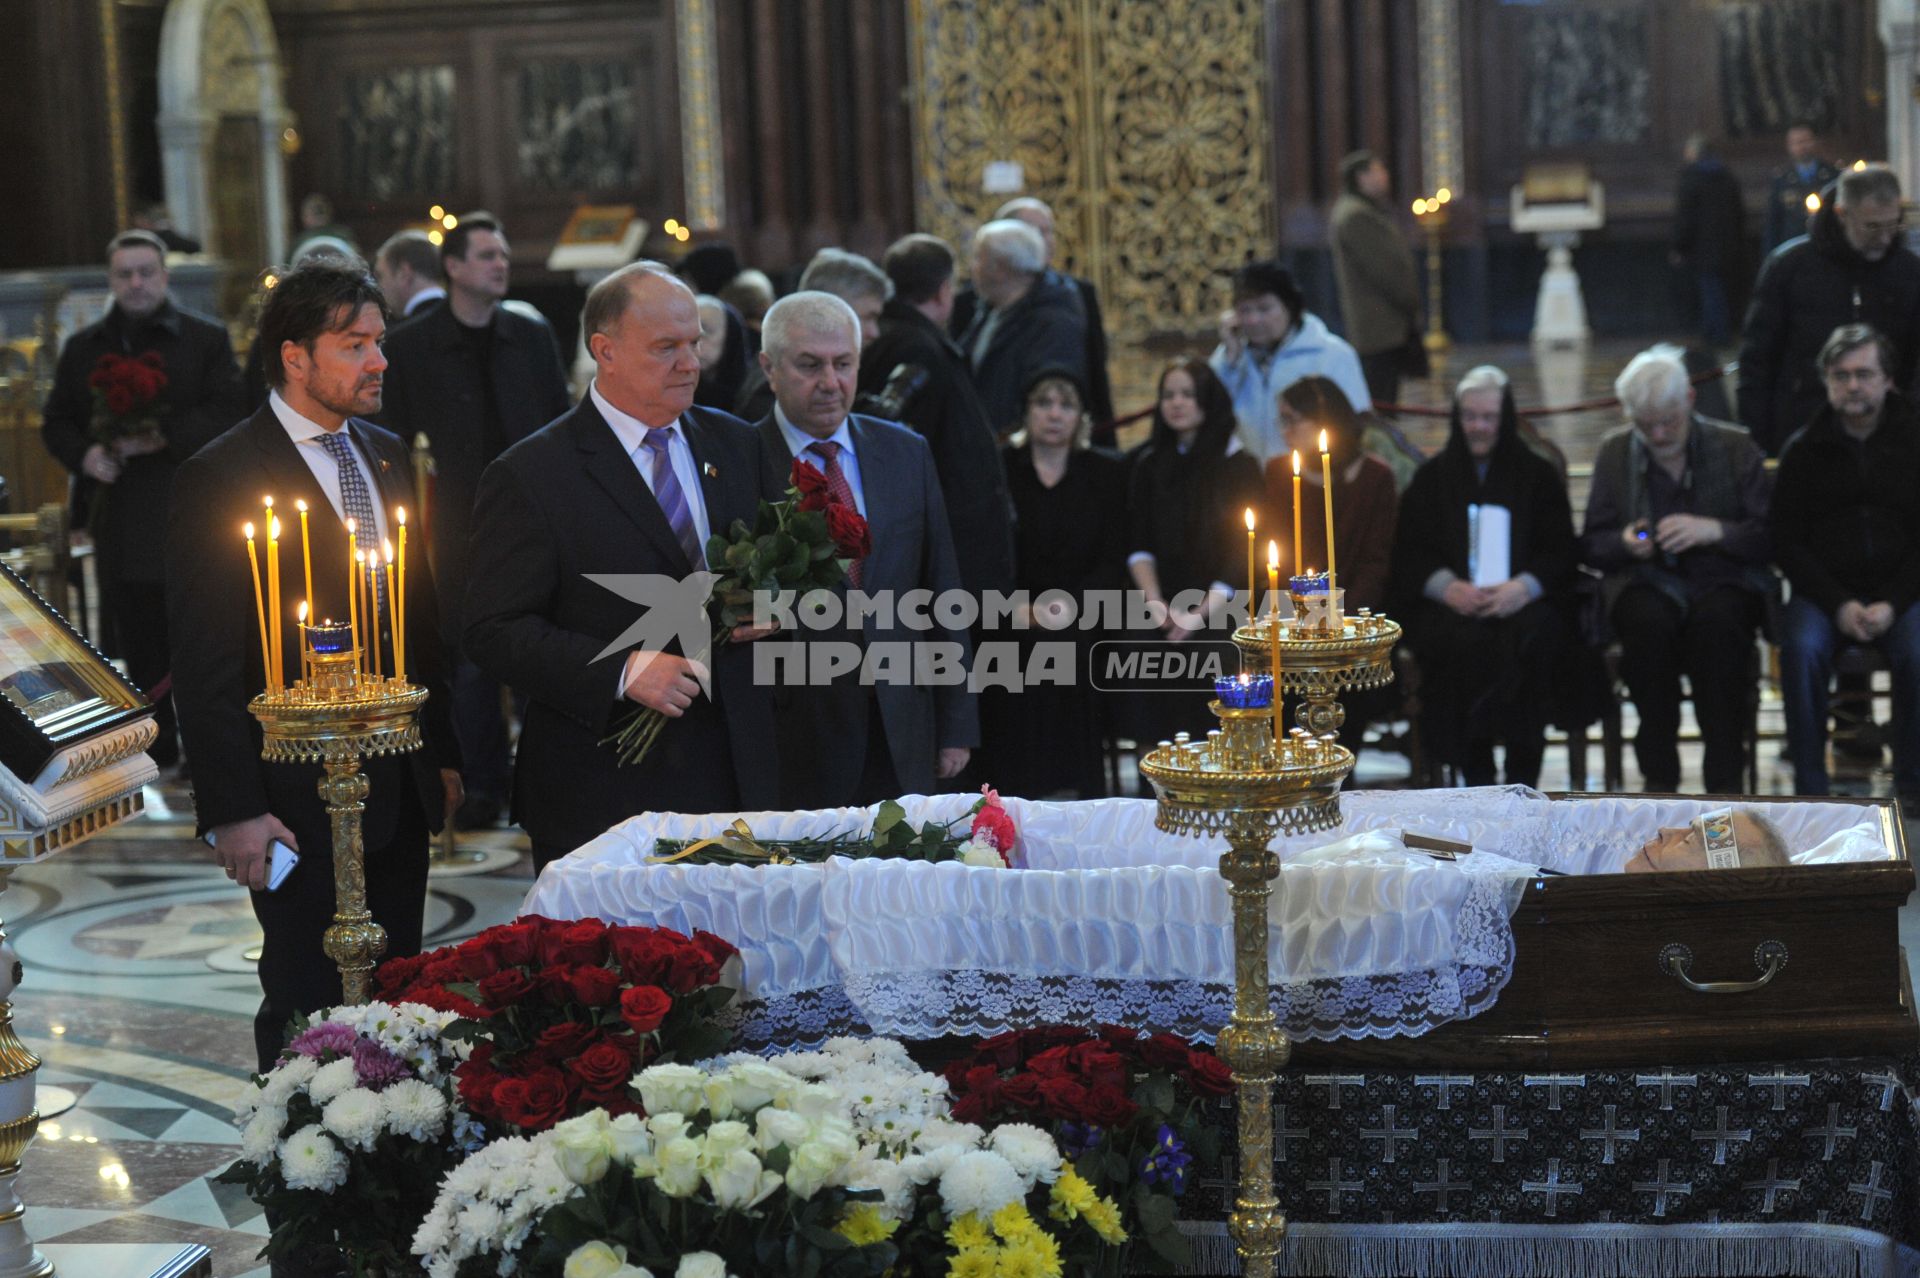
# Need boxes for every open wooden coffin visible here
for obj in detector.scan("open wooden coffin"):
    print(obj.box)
[1294,794,1916,1069]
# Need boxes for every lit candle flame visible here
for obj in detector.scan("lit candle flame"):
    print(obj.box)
[298,600,307,622]
[295,498,307,512]
[396,507,406,527]
[1268,540,1279,570]
[244,522,254,539]
[1806,192,1822,213]
[1319,429,1329,455]
[1292,450,1301,475]
[1244,508,1254,532]
[383,538,394,560]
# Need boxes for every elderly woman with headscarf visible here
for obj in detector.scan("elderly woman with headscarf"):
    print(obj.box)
[1392,365,1576,787]
[1580,345,1772,794]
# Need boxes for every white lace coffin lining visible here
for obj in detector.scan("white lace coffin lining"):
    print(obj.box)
[518,787,1892,1043]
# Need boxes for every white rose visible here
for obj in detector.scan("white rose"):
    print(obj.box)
[705,1146,772,1210]
[646,1112,692,1145]
[755,1107,813,1153]
[677,1252,730,1278]
[786,1082,838,1121]
[606,1112,654,1164]
[700,1120,754,1166]
[654,1136,703,1197]
[959,839,1005,868]
[563,1241,629,1278]
[635,1064,706,1118]
[722,1060,792,1112]
[784,1139,845,1200]
[551,1112,613,1185]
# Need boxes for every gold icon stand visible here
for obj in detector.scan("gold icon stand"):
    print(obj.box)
[1138,603,1398,1278]
[250,640,423,1005]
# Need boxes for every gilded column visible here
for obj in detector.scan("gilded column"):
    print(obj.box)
[675,0,726,231]
[1415,0,1464,198]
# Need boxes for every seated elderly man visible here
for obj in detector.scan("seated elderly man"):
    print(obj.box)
[1625,806,1792,872]
[1581,345,1774,794]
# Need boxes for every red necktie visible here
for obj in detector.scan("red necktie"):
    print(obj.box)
[807,440,863,587]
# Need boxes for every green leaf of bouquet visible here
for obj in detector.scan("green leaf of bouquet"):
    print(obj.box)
[872,800,905,834]
[790,509,828,542]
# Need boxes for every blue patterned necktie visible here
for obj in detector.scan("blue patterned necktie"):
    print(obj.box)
[317,429,385,615]
[642,426,705,570]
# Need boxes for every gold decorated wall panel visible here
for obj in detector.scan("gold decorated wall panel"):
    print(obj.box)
[911,0,1273,343]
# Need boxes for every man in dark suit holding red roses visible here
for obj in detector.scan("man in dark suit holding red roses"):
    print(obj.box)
[464,264,784,868]
[753,290,978,806]
[44,229,245,767]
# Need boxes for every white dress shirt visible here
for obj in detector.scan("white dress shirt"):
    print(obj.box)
[775,406,867,517]
[268,391,389,543]
[591,382,713,550]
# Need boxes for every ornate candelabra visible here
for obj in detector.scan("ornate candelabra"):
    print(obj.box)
[1139,605,1398,1278]
[250,627,423,1004]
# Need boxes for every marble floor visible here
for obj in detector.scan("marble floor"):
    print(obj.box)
[8,342,1908,1276]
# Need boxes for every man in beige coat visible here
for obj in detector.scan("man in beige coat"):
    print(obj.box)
[1331,149,1423,409]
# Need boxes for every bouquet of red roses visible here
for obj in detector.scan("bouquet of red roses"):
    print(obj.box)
[942,1025,1230,1270]
[372,915,739,1134]
[607,457,869,765]
[86,351,168,445]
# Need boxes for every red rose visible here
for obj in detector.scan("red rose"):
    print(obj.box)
[610,930,676,985]
[423,957,465,985]
[568,1040,635,1095]
[456,943,502,982]
[998,1075,1043,1110]
[660,941,720,994]
[475,968,537,1008]
[374,952,427,994]
[484,923,539,968]
[105,385,136,416]
[539,965,582,1005]
[1034,1076,1089,1120]
[1188,1050,1235,1096]
[1138,1032,1195,1072]
[539,919,610,968]
[825,503,870,560]
[492,1066,574,1131]
[566,964,623,1007]
[976,1031,1024,1071]
[1026,1045,1072,1078]
[401,986,489,1019]
[535,1023,597,1059]
[1067,1041,1125,1078]
[792,459,831,512]
[620,984,672,1033]
[690,930,739,967]
[1082,1084,1139,1127]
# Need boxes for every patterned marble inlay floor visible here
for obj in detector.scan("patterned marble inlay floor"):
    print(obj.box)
[2,776,535,1278]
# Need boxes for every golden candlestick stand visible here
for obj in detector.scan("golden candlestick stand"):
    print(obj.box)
[1139,605,1398,1278]
[1413,189,1454,357]
[250,637,424,1005]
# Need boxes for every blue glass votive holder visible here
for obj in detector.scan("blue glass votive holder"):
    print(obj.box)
[1215,673,1273,709]
[306,621,354,656]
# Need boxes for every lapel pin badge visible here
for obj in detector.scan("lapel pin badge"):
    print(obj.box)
[703,462,720,479]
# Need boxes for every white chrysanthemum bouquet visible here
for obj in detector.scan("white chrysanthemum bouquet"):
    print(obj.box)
[218,1001,484,1275]
[411,1038,1125,1278]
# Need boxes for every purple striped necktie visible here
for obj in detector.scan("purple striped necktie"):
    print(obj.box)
[642,426,705,569]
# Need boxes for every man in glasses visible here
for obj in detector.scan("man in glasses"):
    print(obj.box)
[1580,344,1773,795]
[1772,324,1920,806]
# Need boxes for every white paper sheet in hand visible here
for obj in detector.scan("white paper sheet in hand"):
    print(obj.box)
[1468,503,1511,586]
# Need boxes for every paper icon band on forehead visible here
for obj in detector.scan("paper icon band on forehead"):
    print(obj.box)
[1695,805,1742,869]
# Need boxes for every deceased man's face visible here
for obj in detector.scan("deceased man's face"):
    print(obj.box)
[1625,811,1784,873]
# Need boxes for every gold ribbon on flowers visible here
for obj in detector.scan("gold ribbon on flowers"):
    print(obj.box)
[647,819,799,866]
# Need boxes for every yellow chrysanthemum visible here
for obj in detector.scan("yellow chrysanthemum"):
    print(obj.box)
[1083,1196,1128,1245]
[837,1202,900,1246]
[997,1241,1061,1278]
[947,1213,995,1250]
[1048,1166,1097,1222]
[947,1248,997,1278]
[991,1201,1042,1243]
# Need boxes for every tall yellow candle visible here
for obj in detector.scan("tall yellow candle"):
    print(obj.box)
[265,503,282,692]
[358,550,377,679]
[1319,429,1337,583]
[346,519,360,674]
[297,599,309,685]
[245,524,272,685]
[1243,508,1256,616]
[383,540,400,682]
[296,499,314,625]
[1268,540,1282,747]
[1290,451,1303,576]
[369,551,385,680]
[395,508,408,685]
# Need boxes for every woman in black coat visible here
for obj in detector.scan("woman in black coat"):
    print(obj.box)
[1123,358,1265,757]
[996,368,1128,796]
[1391,365,1576,787]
